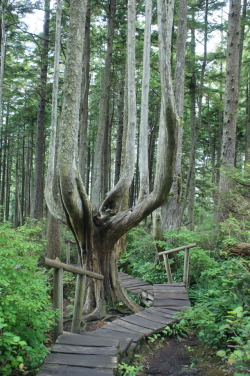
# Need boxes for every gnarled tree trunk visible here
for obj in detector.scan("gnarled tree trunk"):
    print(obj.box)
[45,0,178,323]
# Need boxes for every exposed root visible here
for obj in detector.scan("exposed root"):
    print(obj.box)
[82,304,107,323]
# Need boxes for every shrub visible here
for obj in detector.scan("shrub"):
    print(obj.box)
[0,222,57,375]
[179,258,250,370]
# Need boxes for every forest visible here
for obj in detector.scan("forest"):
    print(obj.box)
[0,0,249,375]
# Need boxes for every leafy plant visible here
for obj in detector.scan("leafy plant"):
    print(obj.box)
[117,362,144,375]
[0,222,57,375]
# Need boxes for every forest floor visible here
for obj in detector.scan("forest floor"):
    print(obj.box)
[135,334,237,376]
[62,301,239,376]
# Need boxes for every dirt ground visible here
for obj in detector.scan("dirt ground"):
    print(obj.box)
[136,335,237,376]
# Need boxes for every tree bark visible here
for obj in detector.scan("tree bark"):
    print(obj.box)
[32,0,50,219]
[79,0,91,186]
[0,0,7,141]
[138,0,152,203]
[91,0,116,210]
[218,0,242,220]
[161,0,188,230]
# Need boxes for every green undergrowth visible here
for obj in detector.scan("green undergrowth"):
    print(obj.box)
[0,222,57,375]
[119,221,250,374]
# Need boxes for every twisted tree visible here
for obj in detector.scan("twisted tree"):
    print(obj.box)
[45,0,178,321]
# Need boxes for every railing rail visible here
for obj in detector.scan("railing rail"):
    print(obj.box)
[158,243,197,287]
[44,257,103,338]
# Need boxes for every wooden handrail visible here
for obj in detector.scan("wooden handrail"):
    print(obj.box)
[158,243,197,255]
[44,257,104,280]
[45,257,104,338]
[158,243,197,287]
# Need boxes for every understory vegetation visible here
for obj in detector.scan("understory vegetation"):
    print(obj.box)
[119,216,250,375]
[0,222,57,375]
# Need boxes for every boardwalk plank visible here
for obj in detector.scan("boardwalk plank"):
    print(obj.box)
[154,291,188,300]
[56,332,118,348]
[37,364,114,376]
[120,315,163,331]
[154,299,190,307]
[46,353,117,369]
[107,319,151,335]
[52,344,117,356]
[134,310,174,325]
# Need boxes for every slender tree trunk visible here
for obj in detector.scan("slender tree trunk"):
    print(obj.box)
[0,131,7,221]
[46,0,62,260]
[0,0,7,141]
[46,211,61,259]
[91,0,116,209]
[218,0,242,220]
[114,84,124,185]
[161,0,188,230]
[32,0,50,219]
[138,0,152,202]
[79,0,91,185]
[5,137,11,221]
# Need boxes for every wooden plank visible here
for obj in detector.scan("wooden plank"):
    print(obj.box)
[153,282,186,290]
[96,327,142,341]
[109,319,151,335]
[56,333,118,348]
[153,293,189,300]
[122,280,150,287]
[104,322,140,335]
[38,364,114,376]
[90,330,133,352]
[152,306,181,315]
[120,315,163,331]
[148,307,175,319]
[153,299,190,307]
[52,344,117,356]
[134,310,174,325]
[46,353,117,369]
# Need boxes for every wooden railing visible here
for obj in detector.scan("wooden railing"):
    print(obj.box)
[158,243,197,287]
[44,257,103,338]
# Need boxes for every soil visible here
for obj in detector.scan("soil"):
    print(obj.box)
[135,335,238,376]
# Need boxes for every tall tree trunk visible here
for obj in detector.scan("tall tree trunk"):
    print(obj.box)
[0,0,7,140]
[114,84,124,185]
[91,0,116,209]
[5,136,11,221]
[138,0,152,203]
[161,0,188,230]
[32,0,50,219]
[79,0,91,185]
[46,0,62,259]
[218,0,242,220]
[46,211,61,259]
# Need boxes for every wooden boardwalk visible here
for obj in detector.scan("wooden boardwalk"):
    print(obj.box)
[37,272,190,375]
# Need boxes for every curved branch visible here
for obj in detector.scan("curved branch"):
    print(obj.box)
[100,0,136,214]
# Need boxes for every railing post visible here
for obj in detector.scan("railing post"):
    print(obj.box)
[163,254,173,283]
[53,266,63,340]
[72,274,87,333]
[66,241,70,265]
[183,247,190,287]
